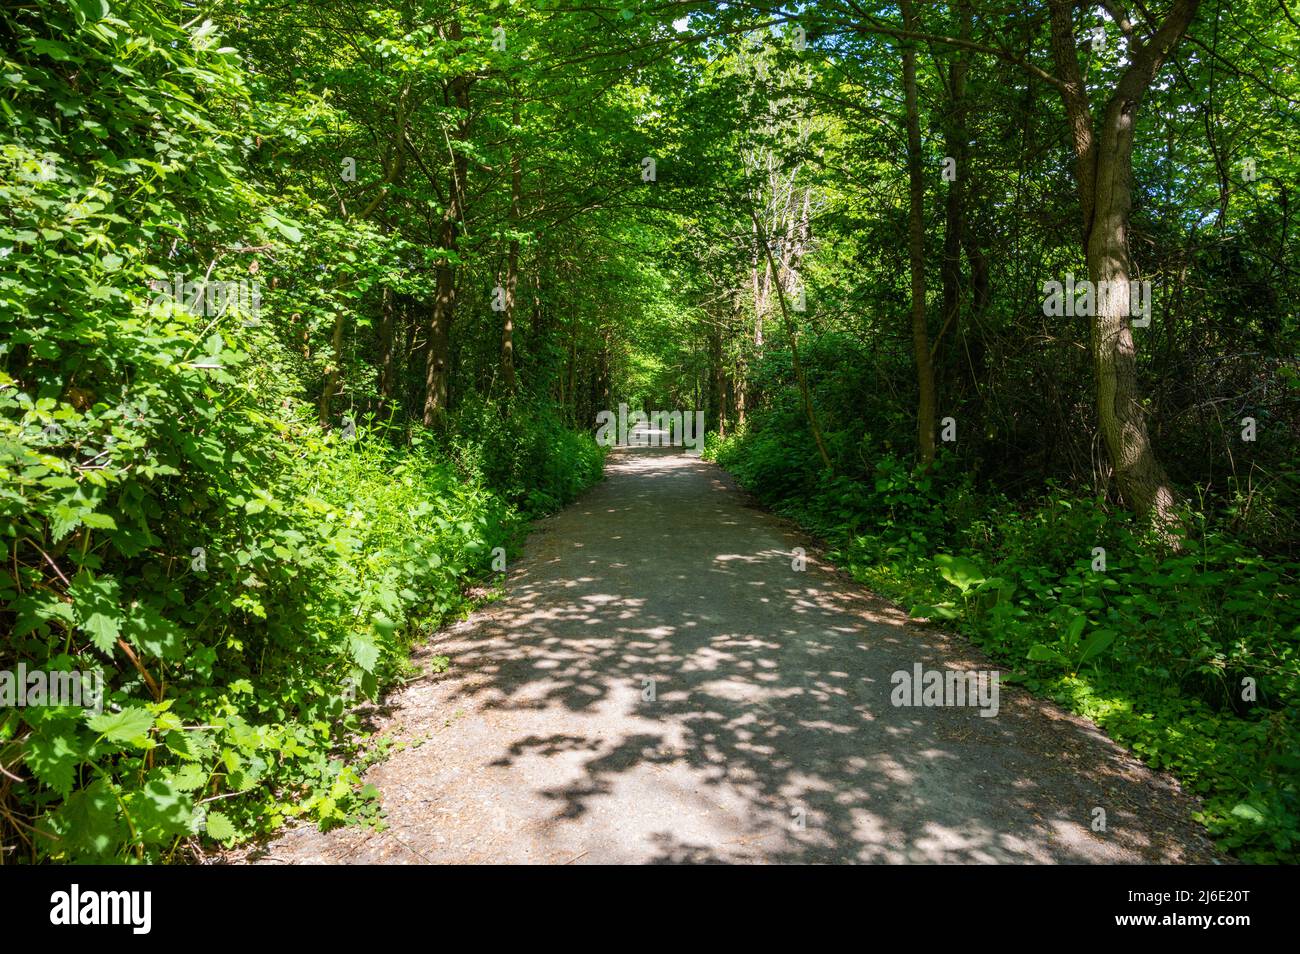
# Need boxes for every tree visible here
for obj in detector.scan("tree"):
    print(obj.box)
[1047,0,1200,529]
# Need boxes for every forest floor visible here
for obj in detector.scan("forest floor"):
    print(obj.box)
[243,445,1221,864]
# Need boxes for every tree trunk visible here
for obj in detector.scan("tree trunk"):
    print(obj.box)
[902,0,937,466]
[318,309,345,426]
[707,313,723,435]
[750,208,832,471]
[937,1,970,405]
[423,244,455,426]
[422,32,471,427]
[501,100,521,394]
[1047,0,1198,529]
[377,285,395,410]
[1089,128,1179,527]
[596,328,610,418]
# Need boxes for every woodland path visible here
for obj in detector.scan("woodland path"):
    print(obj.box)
[250,445,1218,864]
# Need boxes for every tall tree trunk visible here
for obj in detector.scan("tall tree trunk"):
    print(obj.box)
[1089,135,1179,526]
[501,99,521,394]
[1048,0,1199,529]
[530,261,543,336]
[731,290,747,428]
[937,1,970,406]
[596,328,610,417]
[902,0,937,466]
[318,309,345,426]
[404,295,422,416]
[377,284,395,411]
[750,208,832,471]
[422,32,471,427]
[707,312,723,434]
[750,209,769,352]
[423,241,455,425]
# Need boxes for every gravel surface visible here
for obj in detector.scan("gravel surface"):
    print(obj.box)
[247,446,1220,865]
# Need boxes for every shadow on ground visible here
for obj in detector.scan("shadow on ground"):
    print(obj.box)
[248,446,1219,865]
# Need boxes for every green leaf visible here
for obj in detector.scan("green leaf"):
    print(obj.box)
[25,725,85,796]
[127,777,196,842]
[168,762,208,792]
[165,728,211,762]
[30,39,74,61]
[123,603,185,661]
[909,602,960,620]
[1064,614,1087,644]
[69,569,123,653]
[1028,644,1068,664]
[349,632,380,673]
[1231,802,1267,825]
[75,0,111,23]
[87,706,155,744]
[264,212,302,243]
[50,504,81,541]
[206,810,237,841]
[935,554,984,594]
[1077,628,1116,664]
[45,778,125,860]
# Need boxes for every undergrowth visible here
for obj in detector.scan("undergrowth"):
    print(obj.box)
[0,317,604,862]
[705,422,1300,863]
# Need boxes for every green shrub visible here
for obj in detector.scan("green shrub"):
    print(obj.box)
[0,2,606,860]
[0,327,601,861]
[444,395,606,516]
[709,411,1300,862]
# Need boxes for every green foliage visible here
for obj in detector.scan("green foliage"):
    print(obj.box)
[0,0,605,862]
[708,419,1300,863]
[0,362,602,862]
[5,0,1298,867]
[445,396,606,517]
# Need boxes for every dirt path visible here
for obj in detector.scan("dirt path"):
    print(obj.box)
[251,447,1218,864]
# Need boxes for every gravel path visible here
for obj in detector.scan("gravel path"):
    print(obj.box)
[250,446,1219,864]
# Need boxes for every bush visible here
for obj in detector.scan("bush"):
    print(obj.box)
[0,1,608,862]
[707,411,1300,862]
[444,395,606,516]
[0,320,602,861]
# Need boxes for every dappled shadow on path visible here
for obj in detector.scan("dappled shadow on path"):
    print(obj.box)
[395,446,1218,864]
